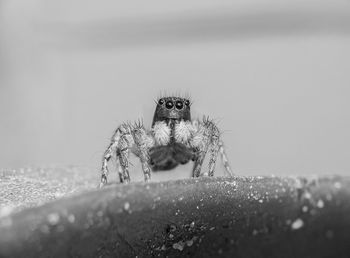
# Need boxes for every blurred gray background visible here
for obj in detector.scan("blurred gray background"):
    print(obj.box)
[1,0,349,178]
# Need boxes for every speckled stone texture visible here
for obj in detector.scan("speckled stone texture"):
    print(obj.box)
[0,168,349,257]
[0,166,98,214]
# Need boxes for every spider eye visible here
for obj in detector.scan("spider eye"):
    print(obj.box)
[175,100,184,110]
[185,100,190,106]
[158,99,164,105]
[165,100,174,109]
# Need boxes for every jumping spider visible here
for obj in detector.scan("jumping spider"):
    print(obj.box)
[100,96,233,186]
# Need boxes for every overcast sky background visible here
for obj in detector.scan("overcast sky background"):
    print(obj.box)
[1,0,349,179]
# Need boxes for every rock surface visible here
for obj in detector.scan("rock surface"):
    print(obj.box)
[0,166,98,215]
[0,168,349,257]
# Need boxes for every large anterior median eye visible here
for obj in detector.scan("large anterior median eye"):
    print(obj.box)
[175,100,183,110]
[165,100,174,109]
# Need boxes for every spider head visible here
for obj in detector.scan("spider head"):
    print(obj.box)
[152,97,191,125]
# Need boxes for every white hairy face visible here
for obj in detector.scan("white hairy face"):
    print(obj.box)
[152,121,171,145]
[152,120,196,146]
[174,120,196,144]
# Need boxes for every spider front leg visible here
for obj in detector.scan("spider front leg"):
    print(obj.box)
[192,148,207,178]
[118,147,131,183]
[191,118,219,177]
[132,122,154,182]
[100,122,153,187]
[100,124,131,187]
[191,118,232,177]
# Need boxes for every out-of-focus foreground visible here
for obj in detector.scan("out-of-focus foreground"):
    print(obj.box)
[0,174,349,257]
[0,0,350,177]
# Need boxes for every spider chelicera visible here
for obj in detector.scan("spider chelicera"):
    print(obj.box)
[100,96,233,186]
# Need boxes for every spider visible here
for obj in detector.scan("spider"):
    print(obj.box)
[100,96,233,186]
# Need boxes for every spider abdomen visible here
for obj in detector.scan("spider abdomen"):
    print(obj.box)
[149,143,196,171]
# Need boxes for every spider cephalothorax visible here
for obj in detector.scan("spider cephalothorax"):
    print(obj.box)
[152,97,191,125]
[100,96,232,186]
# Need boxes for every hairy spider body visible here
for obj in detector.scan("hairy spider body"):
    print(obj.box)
[150,142,194,171]
[100,96,232,186]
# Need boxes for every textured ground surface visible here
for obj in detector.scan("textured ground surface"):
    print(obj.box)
[0,168,349,258]
[0,166,98,215]
[0,164,210,215]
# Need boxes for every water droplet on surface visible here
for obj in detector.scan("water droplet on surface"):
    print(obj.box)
[47,213,60,225]
[302,206,308,212]
[291,218,304,230]
[334,182,341,189]
[67,214,75,223]
[186,239,194,246]
[317,199,325,208]
[124,202,130,211]
[173,241,185,251]
[304,192,312,199]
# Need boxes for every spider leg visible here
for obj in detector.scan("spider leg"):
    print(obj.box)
[100,140,118,187]
[100,122,154,186]
[141,158,151,182]
[118,122,155,183]
[118,147,131,183]
[117,162,124,183]
[218,140,234,176]
[191,118,213,177]
[100,124,128,187]
[208,134,220,177]
[132,121,154,182]
[191,118,226,177]
[192,149,207,177]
